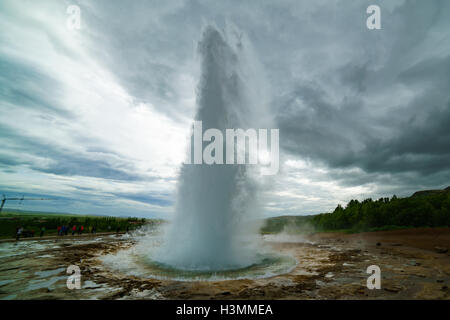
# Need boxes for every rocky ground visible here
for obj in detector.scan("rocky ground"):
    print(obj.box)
[0,228,448,300]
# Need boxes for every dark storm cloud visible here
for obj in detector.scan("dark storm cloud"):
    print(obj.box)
[277,82,372,166]
[276,0,450,189]
[278,82,450,175]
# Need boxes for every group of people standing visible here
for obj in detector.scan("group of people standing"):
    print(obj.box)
[57,225,96,236]
[14,224,129,241]
[15,226,45,240]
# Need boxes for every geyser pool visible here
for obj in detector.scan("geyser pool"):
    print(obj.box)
[101,230,297,281]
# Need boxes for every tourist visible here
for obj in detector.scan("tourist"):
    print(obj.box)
[72,225,76,235]
[16,226,23,241]
[40,226,46,237]
[57,226,61,236]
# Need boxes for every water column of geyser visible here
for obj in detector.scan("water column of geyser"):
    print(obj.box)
[153,26,271,271]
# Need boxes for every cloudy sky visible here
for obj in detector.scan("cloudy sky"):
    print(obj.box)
[1,0,449,218]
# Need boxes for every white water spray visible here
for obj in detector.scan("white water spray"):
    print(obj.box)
[152,26,272,271]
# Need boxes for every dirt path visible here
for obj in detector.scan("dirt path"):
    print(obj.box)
[0,232,127,243]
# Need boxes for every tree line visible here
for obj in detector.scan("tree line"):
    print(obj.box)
[312,190,450,232]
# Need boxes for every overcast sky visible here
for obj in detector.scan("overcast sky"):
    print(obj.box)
[1,0,449,218]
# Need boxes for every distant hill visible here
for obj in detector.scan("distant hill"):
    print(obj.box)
[412,186,450,197]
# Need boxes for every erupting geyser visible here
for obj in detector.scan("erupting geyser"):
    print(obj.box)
[102,26,296,279]
[152,26,272,271]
